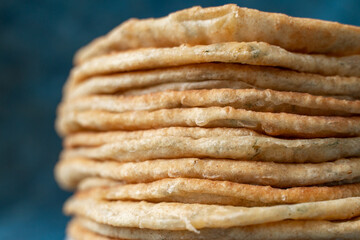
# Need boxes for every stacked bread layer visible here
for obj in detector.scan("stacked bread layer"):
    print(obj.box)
[56,4,360,240]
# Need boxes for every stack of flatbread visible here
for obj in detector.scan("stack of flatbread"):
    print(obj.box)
[55,4,360,239]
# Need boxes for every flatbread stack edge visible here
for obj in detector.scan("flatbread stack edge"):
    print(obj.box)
[55,4,360,240]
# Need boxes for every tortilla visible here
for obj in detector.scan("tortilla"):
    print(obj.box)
[62,133,360,163]
[55,157,360,190]
[66,64,360,100]
[121,80,259,97]
[79,178,360,207]
[64,127,261,148]
[68,42,360,92]
[64,193,360,230]
[60,89,360,117]
[56,107,360,137]
[74,4,360,64]
[68,217,360,240]
[58,4,360,239]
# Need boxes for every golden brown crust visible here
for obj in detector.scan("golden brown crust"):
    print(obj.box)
[74,4,360,64]
[55,157,360,190]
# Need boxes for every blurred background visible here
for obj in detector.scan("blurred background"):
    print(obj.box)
[1,0,360,239]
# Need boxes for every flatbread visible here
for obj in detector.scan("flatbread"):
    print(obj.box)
[120,80,258,97]
[74,4,360,64]
[62,133,360,163]
[64,193,360,230]
[68,217,360,240]
[55,157,360,189]
[64,127,261,147]
[68,42,360,92]
[66,64,360,100]
[56,107,360,137]
[78,178,360,207]
[60,89,360,117]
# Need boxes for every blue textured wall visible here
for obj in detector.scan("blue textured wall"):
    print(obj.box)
[1,0,359,239]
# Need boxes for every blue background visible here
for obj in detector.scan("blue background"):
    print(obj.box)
[1,0,360,239]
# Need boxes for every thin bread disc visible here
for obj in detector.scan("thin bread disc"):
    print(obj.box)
[67,64,360,100]
[60,89,360,117]
[56,107,360,137]
[74,4,360,64]
[68,217,360,240]
[64,127,261,148]
[64,194,360,230]
[62,131,360,163]
[55,157,360,189]
[68,42,360,91]
[78,178,360,207]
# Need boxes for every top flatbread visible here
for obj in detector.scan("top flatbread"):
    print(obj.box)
[74,4,360,64]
